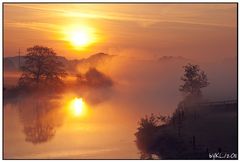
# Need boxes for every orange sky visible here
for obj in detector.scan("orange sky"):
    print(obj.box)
[4,4,237,60]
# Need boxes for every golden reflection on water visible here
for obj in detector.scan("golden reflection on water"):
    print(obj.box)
[68,97,88,117]
[4,93,139,159]
[61,94,92,121]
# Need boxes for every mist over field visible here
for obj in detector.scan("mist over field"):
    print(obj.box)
[4,49,237,160]
[4,52,237,116]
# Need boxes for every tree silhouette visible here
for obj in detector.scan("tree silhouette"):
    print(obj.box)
[85,68,113,87]
[135,114,160,159]
[179,63,209,97]
[76,67,113,88]
[18,45,67,90]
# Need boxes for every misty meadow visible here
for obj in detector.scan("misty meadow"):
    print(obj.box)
[3,3,237,160]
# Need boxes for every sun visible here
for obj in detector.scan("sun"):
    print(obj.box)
[69,30,91,47]
[63,25,97,49]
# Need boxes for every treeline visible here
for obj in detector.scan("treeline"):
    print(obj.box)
[135,64,211,159]
[4,45,113,98]
[135,64,237,159]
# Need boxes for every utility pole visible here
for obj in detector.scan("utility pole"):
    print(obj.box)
[18,48,21,70]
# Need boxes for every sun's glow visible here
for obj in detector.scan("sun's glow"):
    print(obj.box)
[69,30,90,46]
[70,98,85,116]
[62,25,97,49]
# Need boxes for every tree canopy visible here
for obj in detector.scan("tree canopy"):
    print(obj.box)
[179,63,209,97]
[18,45,67,90]
[76,67,113,88]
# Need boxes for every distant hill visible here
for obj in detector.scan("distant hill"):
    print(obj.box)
[4,53,115,73]
[158,56,190,63]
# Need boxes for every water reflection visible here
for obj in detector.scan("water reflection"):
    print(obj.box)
[68,97,89,117]
[17,96,64,144]
[4,93,139,159]
[23,122,55,144]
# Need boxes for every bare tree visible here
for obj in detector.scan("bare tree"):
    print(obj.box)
[18,45,67,90]
[179,63,209,97]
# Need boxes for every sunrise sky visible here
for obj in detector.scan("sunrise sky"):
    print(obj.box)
[4,4,237,60]
[3,4,238,159]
